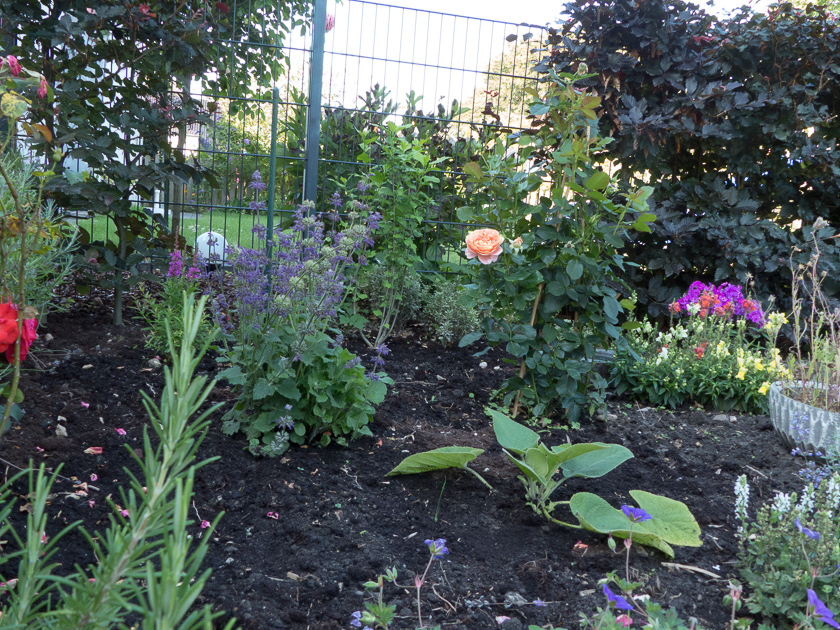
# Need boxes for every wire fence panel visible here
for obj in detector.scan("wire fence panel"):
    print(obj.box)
[60,0,546,265]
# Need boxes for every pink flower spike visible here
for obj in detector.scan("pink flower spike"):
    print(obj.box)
[81,401,90,409]
[38,77,47,99]
[115,428,126,436]
[90,473,98,481]
[7,56,22,77]
[200,520,210,529]
[120,509,129,518]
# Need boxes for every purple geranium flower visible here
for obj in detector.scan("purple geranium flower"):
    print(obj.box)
[603,584,633,611]
[795,518,821,541]
[621,505,652,523]
[808,589,840,629]
[425,538,449,559]
[350,610,362,628]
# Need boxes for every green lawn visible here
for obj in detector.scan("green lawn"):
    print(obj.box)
[66,210,294,249]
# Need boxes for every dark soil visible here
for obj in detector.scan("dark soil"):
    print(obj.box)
[1,301,805,630]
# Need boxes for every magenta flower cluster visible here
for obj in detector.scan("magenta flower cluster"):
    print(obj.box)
[167,250,201,280]
[671,281,765,327]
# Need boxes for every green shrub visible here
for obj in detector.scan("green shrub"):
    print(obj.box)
[423,277,480,347]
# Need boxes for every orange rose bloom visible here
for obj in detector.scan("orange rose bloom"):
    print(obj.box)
[465,229,504,264]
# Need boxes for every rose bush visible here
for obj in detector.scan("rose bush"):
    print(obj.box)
[465,229,505,264]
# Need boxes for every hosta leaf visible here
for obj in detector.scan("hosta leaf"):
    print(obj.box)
[560,443,633,479]
[386,446,484,476]
[489,408,539,454]
[569,491,702,559]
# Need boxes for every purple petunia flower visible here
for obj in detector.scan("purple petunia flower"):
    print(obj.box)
[603,584,634,611]
[795,518,821,541]
[425,538,449,559]
[808,589,840,629]
[621,505,652,523]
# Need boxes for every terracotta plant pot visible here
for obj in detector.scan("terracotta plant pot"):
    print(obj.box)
[769,381,840,453]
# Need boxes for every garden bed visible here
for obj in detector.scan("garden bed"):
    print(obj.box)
[2,301,805,630]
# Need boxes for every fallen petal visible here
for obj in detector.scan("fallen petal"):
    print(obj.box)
[84,447,103,455]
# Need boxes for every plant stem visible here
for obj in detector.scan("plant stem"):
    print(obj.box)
[512,282,544,418]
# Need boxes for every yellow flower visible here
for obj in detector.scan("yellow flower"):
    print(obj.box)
[736,368,746,380]
[758,382,770,395]
[754,359,764,371]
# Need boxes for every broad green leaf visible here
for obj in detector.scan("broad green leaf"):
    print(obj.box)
[586,172,610,191]
[567,259,583,281]
[463,162,484,179]
[456,205,475,221]
[560,443,633,479]
[459,331,483,347]
[629,490,703,548]
[548,442,608,464]
[569,492,675,558]
[489,408,539,453]
[386,446,484,476]
[252,378,274,401]
[569,491,702,559]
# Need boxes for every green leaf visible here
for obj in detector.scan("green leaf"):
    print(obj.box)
[586,172,610,191]
[252,378,274,401]
[386,446,485,476]
[569,490,702,559]
[488,408,539,454]
[463,162,484,180]
[603,296,620,321]
[217,365,245,386]
[560,443,633,479]
[459,331,482,347]
[456,206,475,222]
[569,492,675,558]
[567,259,583,281]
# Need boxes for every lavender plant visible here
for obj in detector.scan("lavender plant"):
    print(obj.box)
[734,473,840,628]
[215,200,390,456]
[0,294,234,629]
[134,249,213,356]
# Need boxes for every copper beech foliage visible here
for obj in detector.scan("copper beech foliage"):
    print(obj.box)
[540,0,840,319]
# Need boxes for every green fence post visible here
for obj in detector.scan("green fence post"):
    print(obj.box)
[266,86,279,265]
[303,0,327,207]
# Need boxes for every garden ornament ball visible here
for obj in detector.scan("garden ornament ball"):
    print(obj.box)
[195,231,228,266]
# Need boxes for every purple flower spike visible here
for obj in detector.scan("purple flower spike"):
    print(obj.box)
[808,589,840,629]
[425,538,449,559]
[621,505,652,523]
[603,584,634,611]
[795,518,821,541]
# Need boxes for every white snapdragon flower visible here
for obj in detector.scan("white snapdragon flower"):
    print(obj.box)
[827,474,840,508]
[798,485,815,513]
[735,475,750,530]
[658,346,669,360]
[772,492,793,520]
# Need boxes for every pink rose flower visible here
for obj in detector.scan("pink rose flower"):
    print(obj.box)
[465,228,505,264]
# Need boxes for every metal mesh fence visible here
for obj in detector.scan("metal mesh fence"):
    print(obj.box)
[64,0,547,264]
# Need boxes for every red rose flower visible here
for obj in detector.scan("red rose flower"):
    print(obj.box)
[0,303,38,363]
